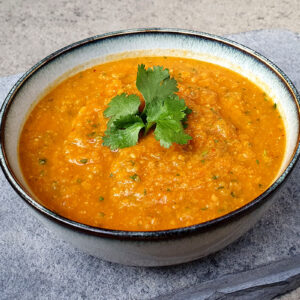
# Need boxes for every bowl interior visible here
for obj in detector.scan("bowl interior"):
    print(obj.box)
[2,30,300,218]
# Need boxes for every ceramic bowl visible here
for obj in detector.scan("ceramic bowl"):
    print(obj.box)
[1,29,300,266]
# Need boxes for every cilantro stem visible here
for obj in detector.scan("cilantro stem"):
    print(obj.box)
[144,122,154,135]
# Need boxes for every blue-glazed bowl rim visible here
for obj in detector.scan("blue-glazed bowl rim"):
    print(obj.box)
[1,28,300,240]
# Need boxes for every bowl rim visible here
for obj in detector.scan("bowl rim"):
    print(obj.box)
[1,28,300,241]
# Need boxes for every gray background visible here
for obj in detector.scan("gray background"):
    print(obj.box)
[1,0,300,77]
[0,1,299,299]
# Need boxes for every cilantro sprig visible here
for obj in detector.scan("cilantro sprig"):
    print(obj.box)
[103,64,192,150]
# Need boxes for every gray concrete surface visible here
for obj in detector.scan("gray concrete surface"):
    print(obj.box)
[0,1,299,299]
[0,0,300,77]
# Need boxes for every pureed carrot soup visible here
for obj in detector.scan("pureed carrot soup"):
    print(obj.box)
[19,56,286,231]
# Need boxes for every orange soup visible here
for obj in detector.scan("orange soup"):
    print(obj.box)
[19,57,286,231]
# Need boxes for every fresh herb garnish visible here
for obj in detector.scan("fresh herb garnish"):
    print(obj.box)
[99,196,104,201]
[130,173,140,182]
[103,65,192,150]
[102,115,145,150]
[202,150,208,157]
[80,158,88,164]
[39,158,47,165]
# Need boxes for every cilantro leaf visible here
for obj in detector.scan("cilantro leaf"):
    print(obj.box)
[146,95,192,147]
[182,106,193,129]
[159,95,187,121]
[103,115,144,150]
[136,64,178,108]
[104,93,141,119]
[155,119,192,148]
[144,98,163,123]
[145,95,188,132]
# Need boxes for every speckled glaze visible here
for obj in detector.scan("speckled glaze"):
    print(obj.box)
[0,29,299,266]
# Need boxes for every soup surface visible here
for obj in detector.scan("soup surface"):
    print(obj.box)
[19,56,285,231]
